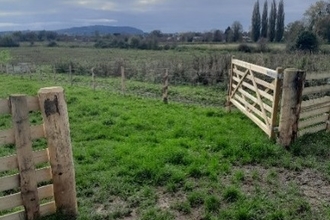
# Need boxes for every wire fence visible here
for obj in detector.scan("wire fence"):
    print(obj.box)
[1,63,227,107]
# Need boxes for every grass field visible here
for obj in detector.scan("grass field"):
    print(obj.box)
[1,73,330,220]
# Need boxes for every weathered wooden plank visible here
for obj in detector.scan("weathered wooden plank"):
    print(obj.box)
[233,67,275,90]
[231,84,273,113]
[0,96,39,115]
[231,99,271,136]
[233,94,271,123]
[249,70,271,127]
[39,201,56,217]
[26,96,40,112]
[299,124,326,136]
[10,95,40,220]
[0,201,56,220]
[0,99,9,115]
[0,149,49,173]
[0,184,53,212]
[232,59,279,79]
[298,114,328,129]
[0,167,52,192]
[306,72,330,81]
[301,96,330,109]
[38,87,77,216]
[300,106,330,120]
[0,124,44,146]
[303,84,330,96]
[232,76,274,101]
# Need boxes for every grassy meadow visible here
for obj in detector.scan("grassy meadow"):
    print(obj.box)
[1,67,330,220]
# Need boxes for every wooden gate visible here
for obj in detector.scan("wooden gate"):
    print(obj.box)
[227,58,283,138]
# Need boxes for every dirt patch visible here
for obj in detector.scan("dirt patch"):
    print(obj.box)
[233,165,330,210]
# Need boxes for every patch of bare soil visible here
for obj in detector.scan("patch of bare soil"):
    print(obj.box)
[234,165,330,210]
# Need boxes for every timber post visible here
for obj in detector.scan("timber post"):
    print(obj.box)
[10,95,40,220]
[69,64,73,86]
[121,65,126,93]
[278,68,306,147]
[162,68,169,104]
[91,67,96,90]
[38,87,78,217]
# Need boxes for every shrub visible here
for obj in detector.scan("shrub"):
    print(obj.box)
[295,31,319,53]
[47,41,58,47]
[0,36,19,47]
[237,44,253,53]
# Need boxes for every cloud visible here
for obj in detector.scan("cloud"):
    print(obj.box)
[0,23,20,28]
[74,19,117,23]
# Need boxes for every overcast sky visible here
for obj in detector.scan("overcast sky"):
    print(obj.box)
[0,0,317,33]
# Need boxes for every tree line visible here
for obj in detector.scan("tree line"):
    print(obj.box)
[251,0,285,42]
[0,1,329,52]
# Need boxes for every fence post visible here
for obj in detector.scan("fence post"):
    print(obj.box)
[69,64,73,86]
[10,95,40,220]
[121,65,126,93]
[53,65,57,83]
[91,67,96,90]
[278,68,305,147]
[226,56,234,112]
[270,67,283,139]
[38,87,78,217]
[162,68,169,104]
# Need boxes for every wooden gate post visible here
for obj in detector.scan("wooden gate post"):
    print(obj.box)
[10,95,40,220]
[162,68,169,104]
[38,87,78,217]
[278,68,305,147]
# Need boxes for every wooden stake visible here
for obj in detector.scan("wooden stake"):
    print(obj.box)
[53,65,56,83]
[10,95,40,220]
[121,66,125,93]
[162,68,169,104]
[91,67,96,90]
[278,68,305,147]
[38,87,78,217]
[69,64,73,86]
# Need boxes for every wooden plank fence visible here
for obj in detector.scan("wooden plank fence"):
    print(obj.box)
[0,87,77,220]
[227,58,330,147]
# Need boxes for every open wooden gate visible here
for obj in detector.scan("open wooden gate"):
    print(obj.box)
[227,58,283,138]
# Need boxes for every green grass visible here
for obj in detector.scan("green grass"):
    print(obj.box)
[1,74,330,219]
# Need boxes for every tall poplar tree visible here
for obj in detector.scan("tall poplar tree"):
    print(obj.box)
[251,0,261,42]
[268,0,277,42]
[261,0,268,39]
[275,0,285,42]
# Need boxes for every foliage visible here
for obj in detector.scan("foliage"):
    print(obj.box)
[261,0,268,39]
[0,50,12,64]
[268,0,277,42]
[237,43,253,53]
[47,41,58,47]
[275,0,285,42]
[295,31,319,53]
[0,36,19,47]
[251,0,261,42]
[231,21,243,42]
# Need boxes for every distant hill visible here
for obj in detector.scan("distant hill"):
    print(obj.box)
[56,25,144,36]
